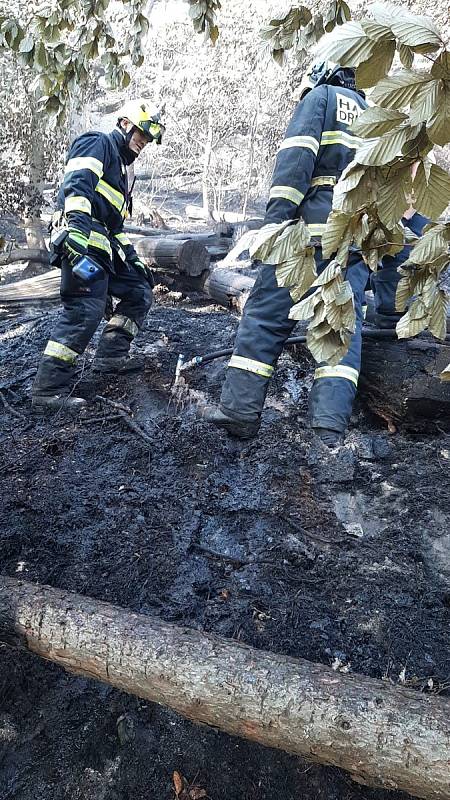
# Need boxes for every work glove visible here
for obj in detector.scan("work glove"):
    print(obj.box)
[63,229,89,267]
[128,255,154,288]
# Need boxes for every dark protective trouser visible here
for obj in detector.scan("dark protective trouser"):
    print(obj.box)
[33,254,153,396]
[369,265,402,326]
[220,250,370,433]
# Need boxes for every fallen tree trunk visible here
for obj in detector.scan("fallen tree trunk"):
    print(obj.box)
[1,578,449,800]
[134,237,210,277]
[186,204,247,224]
[0,248,48,267]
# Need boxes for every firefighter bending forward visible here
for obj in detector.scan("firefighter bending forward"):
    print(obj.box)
[32,99,164,413]
[203,62,369,447]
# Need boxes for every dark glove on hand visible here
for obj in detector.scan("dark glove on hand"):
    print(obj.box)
[129,256,154,288]
[63,229,89,266]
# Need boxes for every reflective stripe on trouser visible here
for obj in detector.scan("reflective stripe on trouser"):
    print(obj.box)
[220,251,369,432]
[309,254,369,432]
[33,257,152,395]
[95,265,152,359]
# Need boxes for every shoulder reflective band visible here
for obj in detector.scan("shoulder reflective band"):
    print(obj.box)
[95,179,126,215]
[88,230,112,257]
[314,365,359,386]
[278,135,320,155]
[44,340,79,364]
[307,223,327,236]
[65,156,103,178]
[310,176,336,187]
[114,232,132,247]
[269,186,305,206]
[320,131,362,149]
[105,314,139,337]
[65,195,92,215]
[229,355,274,379]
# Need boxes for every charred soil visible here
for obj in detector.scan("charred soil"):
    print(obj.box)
[0,281,449,800]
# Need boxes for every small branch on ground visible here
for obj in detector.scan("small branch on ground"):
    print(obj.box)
[0,391,27,421]
[95,395,153,446]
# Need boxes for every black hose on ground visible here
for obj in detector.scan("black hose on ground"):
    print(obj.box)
[178,328,450,373]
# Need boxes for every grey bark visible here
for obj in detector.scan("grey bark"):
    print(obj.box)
[134,238,210,277]
[0,248,49,267]
[1,578,449,800]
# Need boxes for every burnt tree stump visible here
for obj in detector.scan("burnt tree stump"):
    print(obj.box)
[360,336,450,429]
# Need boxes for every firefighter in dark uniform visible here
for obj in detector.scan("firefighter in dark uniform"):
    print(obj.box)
[371,208,429,327]
[203,62,368,446]
[32,99,164,413]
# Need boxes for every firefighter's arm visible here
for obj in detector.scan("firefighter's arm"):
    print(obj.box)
[264,86,328,225]
[62,133,108,257]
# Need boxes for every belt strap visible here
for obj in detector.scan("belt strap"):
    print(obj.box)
[310,176,337,188]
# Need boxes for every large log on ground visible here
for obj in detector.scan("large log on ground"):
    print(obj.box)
[1,577,449,800]
[201,267,256,313]
[0,268,60,305]
[0,248,48,267]
[134,237,210,277]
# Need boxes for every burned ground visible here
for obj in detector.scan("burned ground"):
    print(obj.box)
[0,283,449,800]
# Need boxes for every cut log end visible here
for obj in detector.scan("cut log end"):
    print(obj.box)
[135,238,210,277]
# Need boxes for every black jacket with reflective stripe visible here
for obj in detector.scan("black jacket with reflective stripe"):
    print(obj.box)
[265,82,367,234]
[57,128,137,261]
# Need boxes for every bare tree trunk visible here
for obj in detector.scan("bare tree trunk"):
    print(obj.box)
[242,89,260,219]
[202,110,213,220]
[1,578,449,800]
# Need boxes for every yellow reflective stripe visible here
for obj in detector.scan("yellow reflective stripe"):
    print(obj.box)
[106,314,139,337]
[115,232,132,247]
[269,185,304,205]
[64,195,92,215]
[44,340,79,364]
[314,366,359,386]
[229,355,274,379]
[278,135,320,155]
[88,230,112,256]
[310,176,336,187]
[307,223,327,236]
[65,157,103,178]
[69,230,89,247]
[95,179,125,214]
[320,131,361,149]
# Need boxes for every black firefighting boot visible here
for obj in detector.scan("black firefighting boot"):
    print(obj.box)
[93,314,144,373]
[92,355,145,373]
[313,427,344,448]
[202,405,261,439]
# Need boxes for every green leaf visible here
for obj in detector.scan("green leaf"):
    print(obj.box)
[396,298,429,338]
[426,81,450,147]
[209,24,219,44]
[289,288,321,322]
[315,20,389,68]
[322,211,352,260]
[399,43,414,69]
[406,224,448,266]
[355,40,395,88]
[413,163,450,219]
[371,70,432,109]
[431,51,450,80]
[395,275,412,312]
[350,106,407,137]
[355,124,412,166]
[19,34,34,53]
[390,17,442,54]
[440,363,450,381]
[377,171,410,228]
